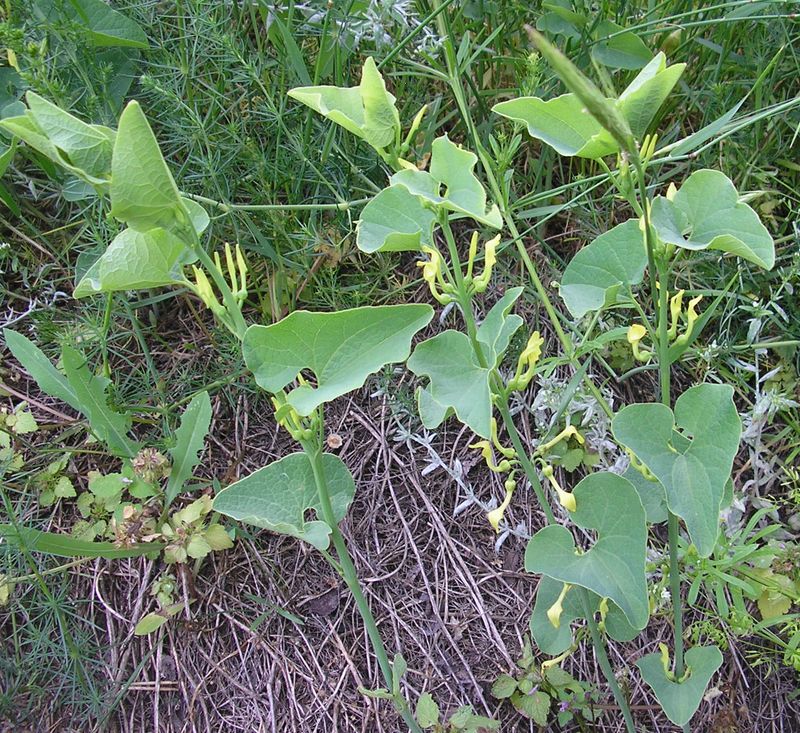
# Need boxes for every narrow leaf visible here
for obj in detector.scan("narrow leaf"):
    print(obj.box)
[166,391,212,508]
[0,524,160,558]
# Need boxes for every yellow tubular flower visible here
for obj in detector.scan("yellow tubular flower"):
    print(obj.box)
[668,289,685,340]
[487,477,516,532]
[472,234,500,293]
[465,231,479,280]
[470,440,510,473]
[536,425,584,455]
[224,243,238,294]
[490,417,516,459]
[417,247,453,305]
[547,583,572,628]
[627,323,651,363]
[235,244,248,299]
[541,649,572,672]
[674,295,703,346]
[508,331,544,391]
[543,464,576,512]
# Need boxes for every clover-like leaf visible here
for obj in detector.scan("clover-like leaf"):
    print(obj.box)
[213,452,355,551]
[651,169,774,269]
[530,579,638,656]
[524,472,649,629]
[288,57,399,151]
[408,331,493,438]
[356,184,437,253]
[0,92,115,186]
[612,383,741,557]
[560,220,646,319]
[243,305,433,415]
[493,52,684,158]
[637,645,723,726]
[390,136,502,228]
[110,101,189,233]
[476,287,524,367]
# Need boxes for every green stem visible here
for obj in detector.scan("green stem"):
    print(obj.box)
[495,396,555,525]
[303,442,422,733]
[582,592,636,733]
[183,192,371,213]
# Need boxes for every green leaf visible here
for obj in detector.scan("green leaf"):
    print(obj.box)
[110,101,189,233]
[390,136,502,228]
[356,184,437,253]
[61,345,137,458]
[134,612,169,635]
[165,391,212,507]
[408,331,492,438]
[515,689,550,724]
[560,220,646,318]
[493,94,616,158]
[637,645,723,726]
[493,52,684,157]
[525,472,649,630]
[213,452,356,551]
[591,20,652,70]
[74,228,195,298]
[651,169,774,269]
[491,674,518,699]
[88,472,125,499]
[617,54,686,140]
[415,692,440,728]
[622,466,668,524]
[288,57,399,151]
[34,0,148,48]
[243,304,433,415]
[612,384,741,557]
[0,524,160,558]
[0,92,114,186]
[476,287,524,367]
[3,329,80,411]
[0,139,16,178]
[415,386,453,431]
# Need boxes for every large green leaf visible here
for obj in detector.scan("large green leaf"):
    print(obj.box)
[288,57,399,151]
[591,20,652,70]
[61,345,137,458]
[110,101,189,233]
[0,525,160,558]
[560,220,646,319]
[476,287,525,367]
[637,645,723,726]
[243,305,433,415]
[213,452,355,551]
[524,472,649,629]
[390,136,502,228]
[73,228,195,297]
[3,329,80,412]
[0,92,115,186]
[493,52,684,157]
[165,391,212,508]
[408,330,493,439]
[651,169,774,269]
[612,384,741,557]
[34,0,148,48]
[356,184,437,253]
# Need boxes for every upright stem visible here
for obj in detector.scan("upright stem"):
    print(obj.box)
[303,441,422,733]
[582,593,636,733]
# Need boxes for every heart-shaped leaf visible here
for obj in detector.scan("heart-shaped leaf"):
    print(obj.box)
[408,330,493,438]
[110,101,189,233]
[651,169,774,269]
[74,228,195,297]
[288,57,399,151]
[476,287,525,367]
[612,384,741,557]
[34,0,149,49]
[560,220,646,318]
[493,52,684,158]
[213,452,355,551]
[530,579,639,656]
[637,645,723,726]
[621,465,668,524]
[524,472,649,630]
[243,305,433,415]
[356,184,437,253]
[390,136,502,228]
